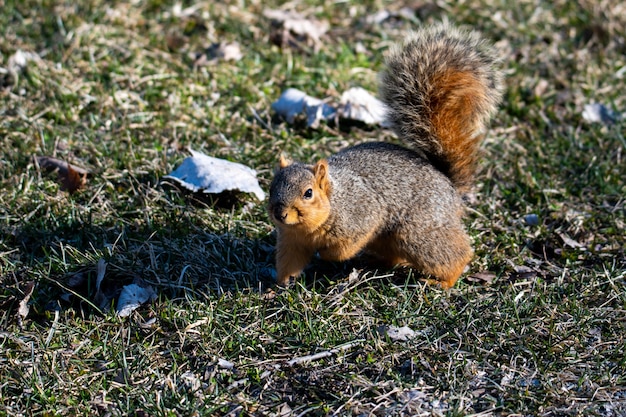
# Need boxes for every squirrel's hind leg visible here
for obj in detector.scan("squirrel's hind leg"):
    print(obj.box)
[365,235,410,266]
[367,227,474,289]
[392,227,473,289]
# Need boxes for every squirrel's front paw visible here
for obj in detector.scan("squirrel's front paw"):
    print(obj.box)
[276,275,297,288]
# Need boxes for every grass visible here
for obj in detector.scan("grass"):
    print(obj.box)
[1,0,625,416]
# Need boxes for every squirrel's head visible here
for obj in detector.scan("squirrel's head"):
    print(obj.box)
[268,156,332,232]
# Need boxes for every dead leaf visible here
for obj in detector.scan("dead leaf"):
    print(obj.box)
[163,148,265,201]
[365,10,392,25]
[558,232,586,249]
[2,50,41,90]
[36,156,89,193]
[17,281,35,327]
[262,288,278,300]
[272,87,387,128]
[192,42,243,67]
[8,50,41,74]
[264,9,328,51]
[116,283,157,317]
[217,358,235,370]
[207,42,243,62]
[271,88,337,127]
[582,103,618,124]
[466,271,496,285]
[63,163,87,193]
[94,259,110,311]
[505,265,539,282]
[338,87,387,125]
[271,88,307,123]
[377,325,416,342]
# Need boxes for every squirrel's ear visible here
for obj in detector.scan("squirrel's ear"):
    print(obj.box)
[278,153,292,169]
[313,159,330,192]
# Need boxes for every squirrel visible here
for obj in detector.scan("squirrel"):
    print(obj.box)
[268,23,503,288]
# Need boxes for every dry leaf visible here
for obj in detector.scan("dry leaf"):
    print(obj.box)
[377,325,416,342]
[272,87,387,128]
[192,42,243,67]
[582,103,618,124]
[533,79,549,98]
[338,87,387,125]
[116,283,157,317]
[558,232,586,249]
[366,10,393,25]
[8,50,41,74]
[208,42,243,62]
[512,265,538,280]
[163,149,265,201]
[63,163,87,193]
[2,50,41,90]
[94,259,110,311]
[264,9,328,51]
[217,358,235,370]
[271,88,336,127]
[467,271,496,284]
[180,371,202,392]
[271,88,308,123]
[365,5,435,25]
[17,281,35,327]
[36,156,89,193]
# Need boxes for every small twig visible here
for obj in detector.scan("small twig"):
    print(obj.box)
[249,105,272,132]
[285,339,365,367]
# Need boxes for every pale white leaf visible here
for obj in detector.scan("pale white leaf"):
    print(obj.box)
[17,281,35,322]
[582,103,617,124]
[558,232,585,249]
[194,42,243,66]
[271,88,306,123]
[338,87,387,125]
[180,371,201,391]
[303,95,336,128]
[217,358,235,370]
[377,325,416,342]
[217,42,243,62]
[365,10,392,25]
[116,284,157,317]
[272,88,336,127]
[163,149,265,201]
[8,50,41,73]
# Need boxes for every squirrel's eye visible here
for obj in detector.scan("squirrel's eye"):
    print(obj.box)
[303,188,313,199]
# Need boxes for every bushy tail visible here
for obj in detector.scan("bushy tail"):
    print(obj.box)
[379,23,503,190]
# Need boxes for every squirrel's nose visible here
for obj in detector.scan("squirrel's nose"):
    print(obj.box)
[274,207,287,222]
[272,205,287,221]
[273,206,287,222]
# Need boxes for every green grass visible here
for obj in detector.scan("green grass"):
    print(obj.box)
[1,0,625,416]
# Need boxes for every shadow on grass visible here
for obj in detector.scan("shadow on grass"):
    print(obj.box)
[0,180,279,321]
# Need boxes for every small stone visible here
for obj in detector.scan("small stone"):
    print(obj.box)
[524,213,539,226]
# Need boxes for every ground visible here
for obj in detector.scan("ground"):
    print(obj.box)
[0,0,625,416]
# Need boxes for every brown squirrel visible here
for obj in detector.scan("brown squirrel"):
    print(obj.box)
[268,23,503,288]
